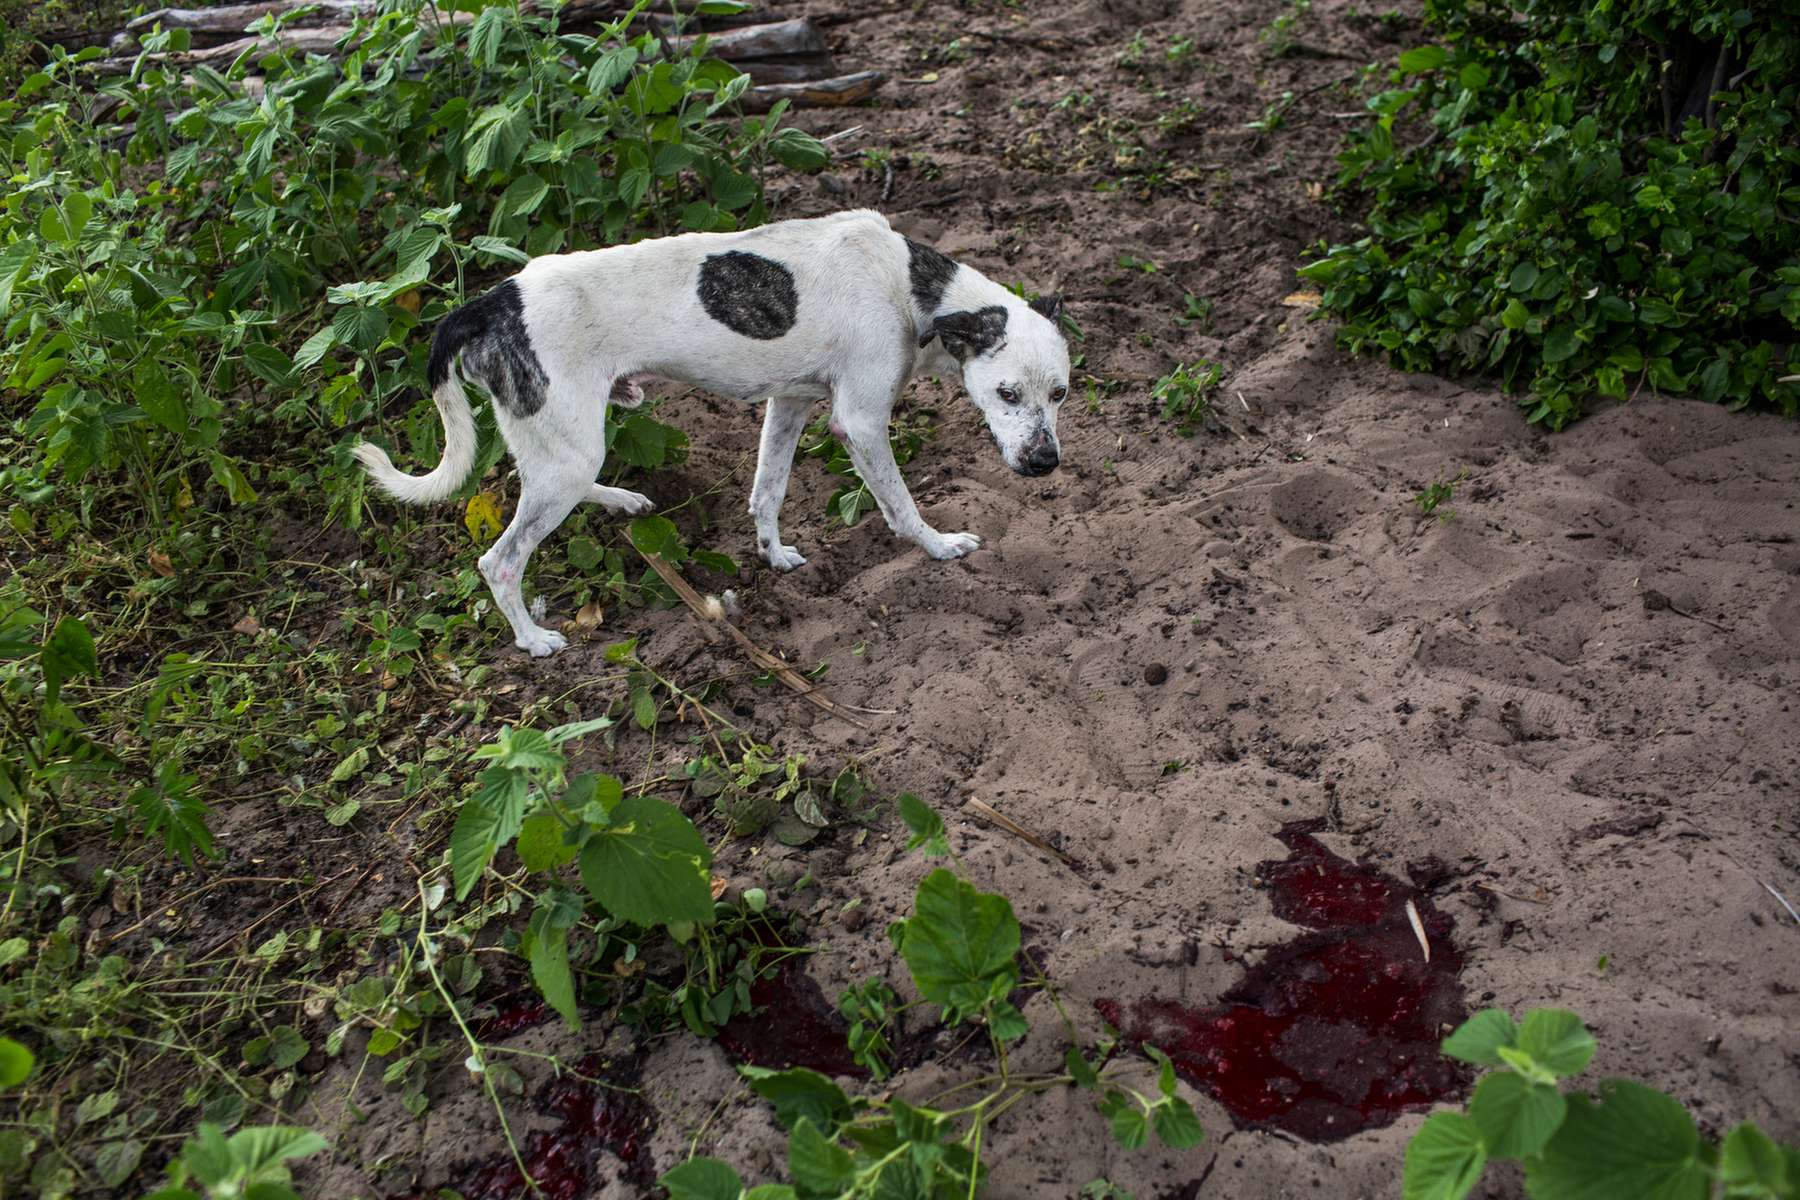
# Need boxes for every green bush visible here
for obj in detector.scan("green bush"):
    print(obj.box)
[1302,0,1800,428]
[0,0,825,540]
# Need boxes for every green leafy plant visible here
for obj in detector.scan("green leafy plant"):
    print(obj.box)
[1404,1007,1799,1200]
[145,1122,327,1200]
[1413,469,1466,520]
[656,796,1206,1198]
[800,411,935,527]
[1301,1,1800,427]
[1151,360,1224,433]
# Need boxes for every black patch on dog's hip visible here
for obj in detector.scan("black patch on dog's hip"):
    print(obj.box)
[431,279,550,417]
[698,251,799,340]
[904,236,957,313]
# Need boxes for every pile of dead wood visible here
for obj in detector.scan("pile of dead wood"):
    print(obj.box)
[42,1,883,113]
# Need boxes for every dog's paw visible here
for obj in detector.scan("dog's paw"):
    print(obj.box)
[925,531,982,560]
[516,628,568,658]
[764,543,807,571]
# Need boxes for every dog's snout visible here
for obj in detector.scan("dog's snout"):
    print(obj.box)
[1022,440,1060,476]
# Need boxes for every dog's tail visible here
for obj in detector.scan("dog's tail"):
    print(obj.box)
[350,307,483,506]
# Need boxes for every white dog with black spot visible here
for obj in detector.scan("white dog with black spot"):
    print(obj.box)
[351,209,1070,657]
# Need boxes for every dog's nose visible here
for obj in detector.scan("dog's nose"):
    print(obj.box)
[1023,445,1060,475]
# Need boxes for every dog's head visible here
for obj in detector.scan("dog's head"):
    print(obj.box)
[925,294,1070,477]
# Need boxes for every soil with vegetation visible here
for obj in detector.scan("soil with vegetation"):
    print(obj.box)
[2,1,1796,1199]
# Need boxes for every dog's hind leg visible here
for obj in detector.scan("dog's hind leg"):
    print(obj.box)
[480,422,603,657]
[749,394,814,570]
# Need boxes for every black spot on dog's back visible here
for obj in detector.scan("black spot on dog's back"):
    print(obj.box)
[698,251,799,340]
[431,279,550,417]
[904,236,957,313]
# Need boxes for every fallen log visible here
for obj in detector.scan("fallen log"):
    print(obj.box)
[741,69,884,112]
[660,17,824,60]
[126,1,380,34]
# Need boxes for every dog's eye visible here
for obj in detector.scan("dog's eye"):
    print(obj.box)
[997,387,1019,405]
[1051,387,1067,404]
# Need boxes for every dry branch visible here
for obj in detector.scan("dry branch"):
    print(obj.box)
[741,70,884,112]
[634,553,869,730]
[661,16,825,60]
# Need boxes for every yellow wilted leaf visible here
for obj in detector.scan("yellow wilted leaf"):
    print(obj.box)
[465,492,504,543]
[1281,291,1322,309]
[395,289,422,314]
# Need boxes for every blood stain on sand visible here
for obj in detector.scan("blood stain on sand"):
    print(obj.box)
[1097,820,1469,1142]
[398,1054,651,1200]
[716,958,869,1079]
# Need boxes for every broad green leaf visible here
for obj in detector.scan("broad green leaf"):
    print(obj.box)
[587,45,639,93]
[1517,1009,1595,1079]
[1720,1122,1790,1196]
[136,360,188,433]
[331,303,389,351]
[267,1026,308,1070]
[1398,45,1448,74]
[1152,1098,1205,1150]
[577,796,713,925]
[891,869,1020,1022]
[0,1038,33,1089]
[1100,1093,1148,1150]
[1441,1009,1519,1067]
[1525,1080,1709,1200]
[450,766,529,900]
[897,793,948,857]
[741,1066,854,1132]
[226,1125,328,1176]
[768,127,828,171]
[95,1139,143,1188]
[1403,1111,1487,1200]
[1065,1047,1099,1089]
[329,746,369,784]
[661,1157,742,1200]
[464,102,530,175]
[517,812,577,872]
[242,342,295,388]
[1467,1071,1564,1159]
[788,1119,854,1194]
[527,908,578,1029]
[468,5,506,67]
[629,514,683,559]
[1542,324,1579,364]
[40,616,96,705]
[208,453,259,505]
[470,235,531,265]
[1508,262,1540,293]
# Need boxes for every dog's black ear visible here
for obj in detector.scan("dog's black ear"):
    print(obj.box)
[1028,293,1064,324]
[930,306,1008,363]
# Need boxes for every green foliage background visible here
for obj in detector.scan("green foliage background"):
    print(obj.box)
[1303,0,1800,427]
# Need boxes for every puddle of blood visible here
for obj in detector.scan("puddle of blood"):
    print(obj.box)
[473,996,551,1041]
[716,959,868,1079]
[1097,820,1468,1142]
[401,1054,649,1200]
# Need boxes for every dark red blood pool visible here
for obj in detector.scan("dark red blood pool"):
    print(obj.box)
[398,1054,650,1200]
[716,959,868,1079]
[1097,820,1468,1141]
[474,996,551,1041]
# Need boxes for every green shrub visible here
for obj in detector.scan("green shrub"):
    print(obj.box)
[1302,0,1800,428]
[0,0,825,537]
[1405,1007,1798,1200]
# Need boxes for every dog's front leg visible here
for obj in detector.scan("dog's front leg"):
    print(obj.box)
[836,406,980,562]
[749,394,813,570]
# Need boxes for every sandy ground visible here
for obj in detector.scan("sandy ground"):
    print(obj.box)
[295,1,1800,1196]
